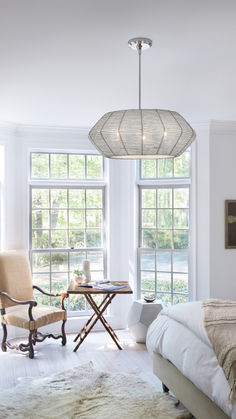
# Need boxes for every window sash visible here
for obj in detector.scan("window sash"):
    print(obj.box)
[31,248,106,314]
[30,152,104,181]
[29,184,106,315]
[139,151,190,180]
[30,185,105,250]
[138,183,190,305]
[138,185,190,248]
[137,248,189,305]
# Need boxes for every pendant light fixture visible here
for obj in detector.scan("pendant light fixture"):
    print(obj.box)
[88,37,196,159]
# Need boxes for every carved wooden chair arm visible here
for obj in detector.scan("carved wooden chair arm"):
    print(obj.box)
[0,291,37,306]
[0,291,37,321]
[33,286,68,310]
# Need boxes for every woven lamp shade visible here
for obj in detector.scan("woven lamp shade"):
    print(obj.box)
[89,109,196,159]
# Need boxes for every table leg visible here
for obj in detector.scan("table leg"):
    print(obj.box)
[74,294,110,343]
[86,294,122,350]
[73,294,115,352]
[99,314,119,341]
[84,295,119,341]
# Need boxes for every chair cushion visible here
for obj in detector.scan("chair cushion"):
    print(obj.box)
[1,305,67,330]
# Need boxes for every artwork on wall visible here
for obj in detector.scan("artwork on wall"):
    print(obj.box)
[225,200,236,248]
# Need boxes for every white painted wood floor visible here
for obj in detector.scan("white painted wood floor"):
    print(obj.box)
[0,329,162,392]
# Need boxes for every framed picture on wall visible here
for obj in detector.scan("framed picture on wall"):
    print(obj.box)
[225,200,236,248]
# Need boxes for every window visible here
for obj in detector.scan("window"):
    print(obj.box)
[138,151,190,306]
[30,152,105,314]
[31,153,103,179]
[140,152,190,179]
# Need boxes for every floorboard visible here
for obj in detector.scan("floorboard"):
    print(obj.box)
[0,329,162,392]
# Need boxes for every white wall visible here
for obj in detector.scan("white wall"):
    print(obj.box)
[209,121,236,299]
[108,159,136,318]
[193,120,236,300]
[195,122,211,300]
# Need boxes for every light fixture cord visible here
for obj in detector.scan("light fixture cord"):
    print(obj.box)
[138,43,142,109]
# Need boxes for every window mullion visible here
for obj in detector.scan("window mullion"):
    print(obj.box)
[84,189,87,311]
[85,155,87,179]
[30,153,106,316]
[50,250,52,305]
[67,154,69,179]
[49,154,51,178]
[138,155,190,306]
[67,188,69,250]
[171,188,174,304]
[155,187,158,298]
[155,248,157,299]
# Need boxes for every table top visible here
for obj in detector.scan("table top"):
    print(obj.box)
[67,281,133,295]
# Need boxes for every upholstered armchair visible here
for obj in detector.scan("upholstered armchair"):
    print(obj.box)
[0,250,68,359]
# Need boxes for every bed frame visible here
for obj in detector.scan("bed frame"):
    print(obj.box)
[153,352,229,419]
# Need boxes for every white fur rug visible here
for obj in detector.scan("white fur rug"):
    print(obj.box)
[0,364,191,418]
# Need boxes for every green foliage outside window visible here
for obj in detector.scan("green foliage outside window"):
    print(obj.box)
[31,188,103,250]
[141,151,190,179]
[30,152,105,312]
[31,153,103,179]
[141,187,189,250]
[140,153,190,305]
[32,154,49,178]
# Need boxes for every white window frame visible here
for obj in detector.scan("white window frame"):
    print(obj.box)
[137,155,192,304]
[29,151,107,316]
[30,151,105,181]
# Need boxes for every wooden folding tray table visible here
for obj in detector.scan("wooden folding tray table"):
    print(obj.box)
[67,281,133,352]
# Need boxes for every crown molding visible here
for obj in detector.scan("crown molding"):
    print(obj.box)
[0,120,90,136]
[0,121,96,152]
[16,123,90,137]
[1,119,236,140]
[210,120,236,135]
[0,121,18,136]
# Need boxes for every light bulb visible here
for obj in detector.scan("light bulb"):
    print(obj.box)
[143,135,146,141]
[164,130,167,137]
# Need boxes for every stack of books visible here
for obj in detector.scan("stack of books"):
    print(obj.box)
[78,281,126,291]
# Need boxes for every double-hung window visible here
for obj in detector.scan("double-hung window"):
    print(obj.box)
[137,151,191,305]
[29,152,106,314]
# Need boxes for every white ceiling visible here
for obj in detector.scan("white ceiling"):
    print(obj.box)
[0,0,236,128]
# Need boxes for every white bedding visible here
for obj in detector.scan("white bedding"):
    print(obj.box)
[146,301,236,418]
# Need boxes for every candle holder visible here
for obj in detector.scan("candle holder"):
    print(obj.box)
[83,260,91,283]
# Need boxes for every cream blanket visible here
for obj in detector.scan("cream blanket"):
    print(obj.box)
[203,299,236,403]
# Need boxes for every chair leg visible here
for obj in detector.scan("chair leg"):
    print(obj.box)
[33,329,37,345]
[1,323,7,352]
[61,320,66,346]
[28,331,34,359]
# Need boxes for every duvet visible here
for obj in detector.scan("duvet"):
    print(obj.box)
[146,301,236,418]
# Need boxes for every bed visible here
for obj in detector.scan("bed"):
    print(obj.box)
[146,301,236,419]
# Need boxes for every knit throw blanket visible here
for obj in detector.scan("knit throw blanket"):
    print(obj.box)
[203,299,236,403]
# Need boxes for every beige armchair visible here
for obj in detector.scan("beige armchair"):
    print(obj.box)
[0,250,68,359]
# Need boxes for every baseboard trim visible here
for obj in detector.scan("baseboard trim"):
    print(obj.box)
[0,315,126,341]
